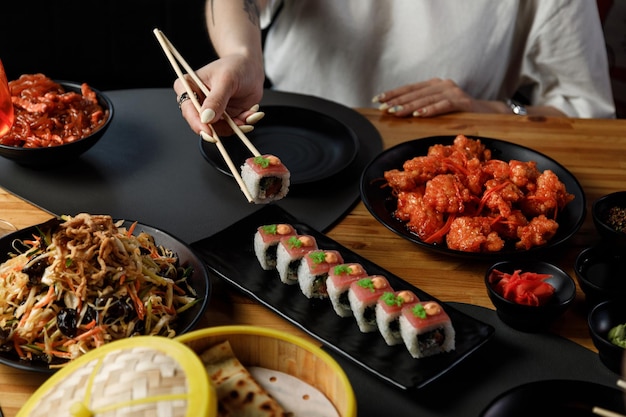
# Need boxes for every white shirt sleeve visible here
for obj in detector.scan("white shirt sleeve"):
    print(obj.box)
[259,0,283,30]
[519,0,615,118]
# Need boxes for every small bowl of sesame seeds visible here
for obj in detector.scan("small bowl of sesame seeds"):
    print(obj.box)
[592,191,626,251]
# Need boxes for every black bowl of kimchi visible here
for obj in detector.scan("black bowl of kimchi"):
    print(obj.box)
[0,75,113,167]
[0,214,211,373]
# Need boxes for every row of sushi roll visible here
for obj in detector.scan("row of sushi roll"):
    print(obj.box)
[254,223,456,359]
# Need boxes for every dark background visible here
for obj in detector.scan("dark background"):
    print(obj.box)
[1,1,622,117]
[1,0,218,90]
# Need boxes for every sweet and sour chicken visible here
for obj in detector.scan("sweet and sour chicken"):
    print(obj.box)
[384,135,574,253]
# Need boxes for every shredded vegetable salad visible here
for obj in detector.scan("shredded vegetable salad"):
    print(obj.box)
[0,213,200,367]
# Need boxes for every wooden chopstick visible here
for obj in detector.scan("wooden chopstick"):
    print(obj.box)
[593,407,626,417]
[153,28,254,203]
[589,380,626,417]
[153,29,261,157]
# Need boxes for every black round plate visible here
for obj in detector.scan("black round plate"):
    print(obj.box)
[360,136,586,260]
[480,379,626,416]
[0,217,211,373]
[200,105,359,185]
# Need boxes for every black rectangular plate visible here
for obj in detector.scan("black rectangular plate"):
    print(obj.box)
[191,205,495,390]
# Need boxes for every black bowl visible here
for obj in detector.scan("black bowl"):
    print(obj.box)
[0,216,211,373]
[360,136,586,260]
[592,191,626,251]
[574,245,626,307]
[0,80,113,167]
[588,300,626,374]
[485,260,576,332]
[480,379,626,416]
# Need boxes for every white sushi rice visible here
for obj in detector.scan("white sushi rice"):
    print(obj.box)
[254,230,279,270]
[375,304,403,346]
[275,242,302,285]
[297,262,328,299]
[326,278,353,317]
[398,315,456,358]
[348,290,379,333]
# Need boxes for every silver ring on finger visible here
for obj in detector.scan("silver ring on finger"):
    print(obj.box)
[177,91,198,109]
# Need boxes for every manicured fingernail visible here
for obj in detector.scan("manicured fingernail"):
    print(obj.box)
[246,111,265,124]
[413,108,427,117]
[378,103,390,111]
[238,125,254,133]
[201,108,216,123]
[372,94,384,103]
[388,105,403,114]
[200,130,216,143]
[248,104,260,112]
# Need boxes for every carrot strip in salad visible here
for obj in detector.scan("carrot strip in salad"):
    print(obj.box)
[13,338,25,358]
[126,220,138,237]
[33,285,56,308]
[83,319,96,330]
[70,325,106,343]
[128,282,146,321]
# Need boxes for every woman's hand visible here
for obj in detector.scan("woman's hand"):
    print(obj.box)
[372,77,527,117]
[173,53,266,137]
[372,78,479,117]
[372,77,567,117]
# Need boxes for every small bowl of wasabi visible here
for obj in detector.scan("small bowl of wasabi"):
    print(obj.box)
[588,300,626,374]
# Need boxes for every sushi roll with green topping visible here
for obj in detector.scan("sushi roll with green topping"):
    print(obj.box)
[275,235,317,284]
[254,224,297,270]
[348,275,393,333]
[241,154,290,204]
[326,263,368,317]
[297,249,344,299]
[376,290,420,346]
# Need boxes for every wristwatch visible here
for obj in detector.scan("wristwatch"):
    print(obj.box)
[506,99,528,116]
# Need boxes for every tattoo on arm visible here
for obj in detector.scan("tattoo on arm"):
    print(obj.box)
[243,0,260,27]
[208,0,260,28]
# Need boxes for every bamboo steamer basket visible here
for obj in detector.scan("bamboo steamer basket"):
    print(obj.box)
[17,336,216,417]
[176,325,357,417]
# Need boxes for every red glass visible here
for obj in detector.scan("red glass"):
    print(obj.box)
[0,59,14,137]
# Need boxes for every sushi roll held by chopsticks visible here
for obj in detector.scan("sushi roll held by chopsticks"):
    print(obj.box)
[241,155,290,204]
[152,29,290,204]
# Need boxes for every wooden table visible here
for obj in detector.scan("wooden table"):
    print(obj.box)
[1,110,625,416]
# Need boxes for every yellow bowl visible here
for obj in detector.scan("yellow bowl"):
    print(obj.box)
[176,325,357,417]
